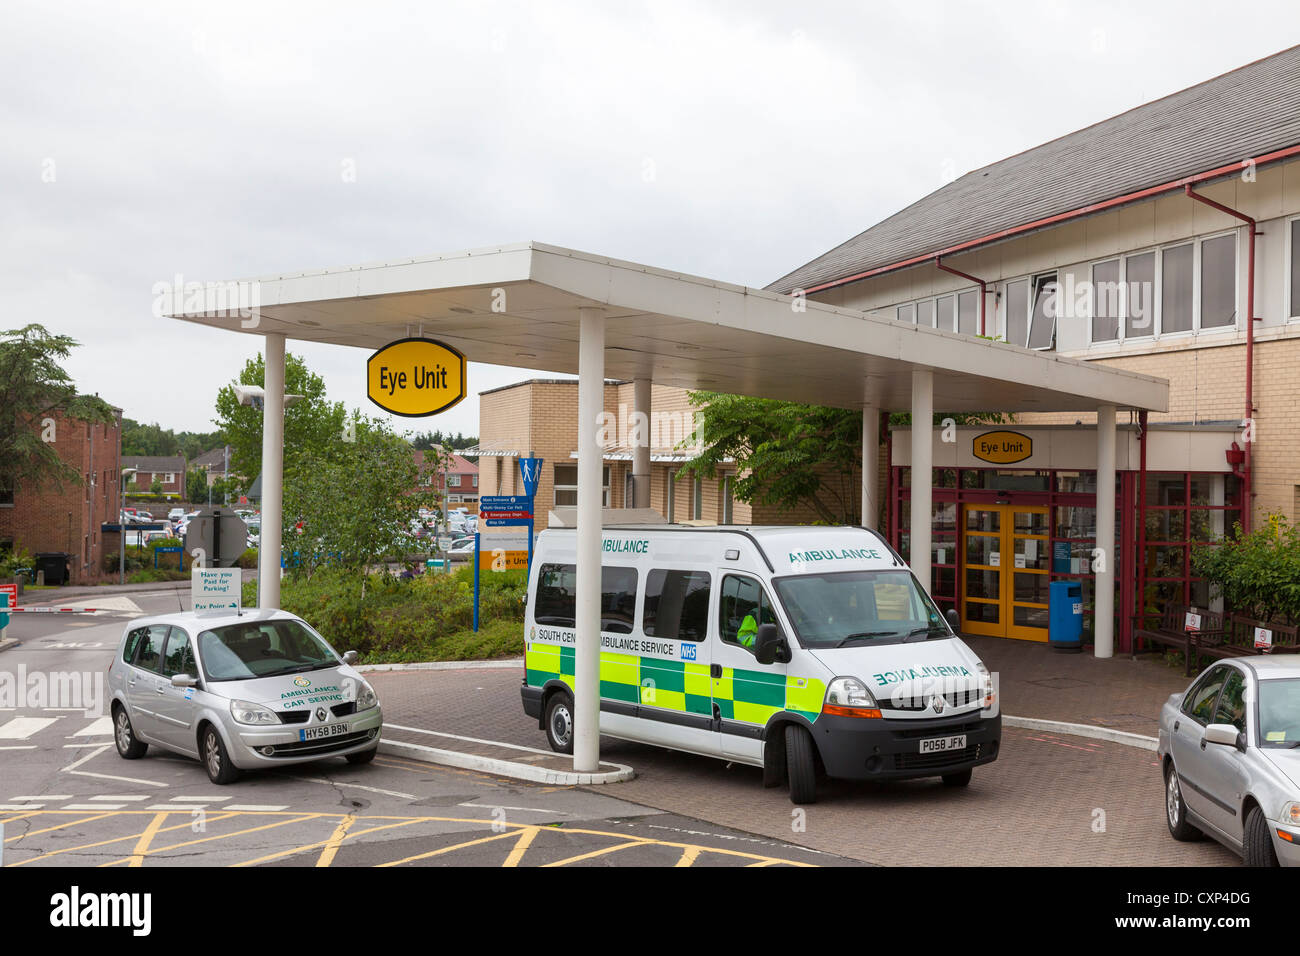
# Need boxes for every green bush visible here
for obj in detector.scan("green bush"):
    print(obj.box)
[1,544,34,578]
[1193,513,1300,625]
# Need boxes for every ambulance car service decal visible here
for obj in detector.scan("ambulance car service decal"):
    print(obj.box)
[871,665,971,687]
[788,547,882,563]
[602,538,649,554]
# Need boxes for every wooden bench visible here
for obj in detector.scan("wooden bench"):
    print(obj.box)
[1133,604,1225,676]
[1201,614,1300,661]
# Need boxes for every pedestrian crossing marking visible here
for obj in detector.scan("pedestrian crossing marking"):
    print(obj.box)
[0,717,60,740]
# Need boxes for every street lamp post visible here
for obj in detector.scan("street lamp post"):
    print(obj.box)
[119,467,137,585]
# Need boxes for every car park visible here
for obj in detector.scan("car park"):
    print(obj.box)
[1158,657,1300,866]
[108,609,383,784]
[520,525,1000,803]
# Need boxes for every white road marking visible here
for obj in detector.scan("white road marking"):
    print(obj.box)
[89,795,148,802]
[0,804,44,811]
[68,770,166,787]
[223,804,290,811]
[290,776,416,800]
[65,803,126,810]
[147,804,195,811]
[61,745,110,772]
[63,744,109,749]
[0,717,60,740]
[9,795,72,801]
[70,718,114,737]
[0,746,36,751]
[167,796,230,802]
[456,802,568,816]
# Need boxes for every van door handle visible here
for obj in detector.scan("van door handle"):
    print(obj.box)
[710,664,722,678]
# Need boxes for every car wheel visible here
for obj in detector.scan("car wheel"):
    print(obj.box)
[544,691,575,755]
[942,768,973,787]
[785,724,817,805]
[1244,806,1280,867]
[200,725,241,785]
[345,747,378,765]
[113,706,148,759]
[1164,761,1201,842]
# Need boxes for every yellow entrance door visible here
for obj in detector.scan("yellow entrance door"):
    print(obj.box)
[961,504,1050,642]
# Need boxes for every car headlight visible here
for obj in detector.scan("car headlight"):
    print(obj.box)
[823,677,881,718]
[976,661,996,708]
[356,682,379,712]
[1282,801,1300,827]
[230,699,279,725]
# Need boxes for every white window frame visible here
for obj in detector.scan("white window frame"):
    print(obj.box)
[666,471,675,522]
[447,474,461,487]
[554,464,610,507]
[692,476,703,520]
[1083,229,1240,348]
[1286,214,1300,323]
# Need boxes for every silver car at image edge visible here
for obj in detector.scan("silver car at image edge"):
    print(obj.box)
[1158,656,1300,866]
[107,609,383,784]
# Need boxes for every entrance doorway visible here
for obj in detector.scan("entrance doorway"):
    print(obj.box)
[961,504,1050,641]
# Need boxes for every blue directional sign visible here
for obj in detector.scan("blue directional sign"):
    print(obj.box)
[480,495,532,511]
[518,457,543,499]
[485,517,533,527]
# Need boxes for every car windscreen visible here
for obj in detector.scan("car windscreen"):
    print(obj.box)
[773,569,948,648]
[1257,678,1300,748]
[196,619,338,681]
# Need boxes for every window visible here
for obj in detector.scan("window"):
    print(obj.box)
[1092,259,1121,342]
[123,626,147,664]
[1125,252,1156,339]
[693,477,703,520]
[719,574,779,651]
[472,475,478,488]
[532,563,637,634]
[1027,272,1057,349]
[957,290,978,335]
[624,471,634,508]
[553,464,610,507]
[1161,243,1194,334]
[161,629,197,679]
[896,303,915,323]
[721,475,734,524]
[447,474,461,487]
[1290,218,1300,320]
[132,625,170,673]
[163,473,175,484]
[643,570,711,641]
[917,299,934,328]
[665,472,675,521]
[935,295,955,332]
[1181,665,1229,724]
[1200,234,1237,328]
[1212,669,1246,732]
[1004,278,1029,347]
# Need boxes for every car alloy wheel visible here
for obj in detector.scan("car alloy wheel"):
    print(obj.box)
[205,729,223,778]
[1166,766,1181,827]
[116,711,132,752]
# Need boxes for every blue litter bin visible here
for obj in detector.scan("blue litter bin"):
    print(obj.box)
[1049,580,1083,652]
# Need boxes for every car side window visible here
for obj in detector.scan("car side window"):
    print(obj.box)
[1183,665,1228,724]
[122,626,147,664]
[719,574,779,653]
[160,628,197,679]
[133,625,170,674]
[1211,669,1246,732]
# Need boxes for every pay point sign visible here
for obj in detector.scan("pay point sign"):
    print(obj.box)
[367,338,467,417]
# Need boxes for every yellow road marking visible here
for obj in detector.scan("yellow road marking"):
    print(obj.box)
[127,812,168,867]
[98,814,321,867]
[746,859,780,867]
[4,812,119,843]
[9,813,239,866]
[542,840,649,867]
[0,811,43,827]
[232,817,429,868]
[317,814,357,868]
[675,845,701,867]
[378,829,520,867]
[501,826,539,867]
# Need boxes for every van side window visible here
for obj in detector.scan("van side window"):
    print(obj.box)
[644,570,711,642]
[720,574,778,651]
[534,564,638,635]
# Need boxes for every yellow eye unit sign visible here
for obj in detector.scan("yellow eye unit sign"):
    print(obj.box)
[367,338,466,417]
[972,430,1033,464]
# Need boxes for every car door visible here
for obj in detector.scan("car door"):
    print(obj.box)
[124,624,172,743]
[1170,664,1231,829]
[152,626,201,755]
[1194,665,1253,842]
[713,572,787,763]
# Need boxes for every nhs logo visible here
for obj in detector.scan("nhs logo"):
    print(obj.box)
[679,644,697,661]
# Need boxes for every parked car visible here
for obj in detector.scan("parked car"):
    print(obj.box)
[108,610,382,784]
[1158,657,1300,866]
[168,508,186,522]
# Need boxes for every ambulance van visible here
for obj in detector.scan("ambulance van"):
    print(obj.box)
[520,525,1000,803]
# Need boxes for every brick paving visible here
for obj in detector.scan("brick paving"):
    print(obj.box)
[367,642,1238,866]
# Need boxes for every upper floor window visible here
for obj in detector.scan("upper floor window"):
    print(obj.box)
[554,464,610,507]
[1288,216,1300,321]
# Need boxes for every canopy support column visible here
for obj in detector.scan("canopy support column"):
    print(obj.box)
[574,308,605,773]
[632,377,651,508]
[861,400,880,529]
[259,332,285,610]
[910,370,933,592]
[1095,404,1117,658]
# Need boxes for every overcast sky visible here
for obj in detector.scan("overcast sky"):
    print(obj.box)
[3,1,1295,443]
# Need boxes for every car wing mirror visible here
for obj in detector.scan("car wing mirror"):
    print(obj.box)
[1203,723,1244,749]
[341,650,359,665]
[753,623,788,665]
[170,674,198,688]
[945,609,961,633]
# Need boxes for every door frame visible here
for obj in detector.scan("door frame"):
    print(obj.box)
[960,503,1050,642]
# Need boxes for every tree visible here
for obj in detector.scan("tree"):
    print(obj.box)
[186,468,209,504]
[679,392,1011,525]
[282,418,444,590]
[0,324,115,494]
[213,352,347,482]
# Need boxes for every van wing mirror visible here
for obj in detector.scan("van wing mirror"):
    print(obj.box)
[753,623,788,665]
[945,609,961,633]
[341,650,359,665]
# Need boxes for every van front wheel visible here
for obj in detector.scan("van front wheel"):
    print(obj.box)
[785,724,817,805]
[544,691,575,755]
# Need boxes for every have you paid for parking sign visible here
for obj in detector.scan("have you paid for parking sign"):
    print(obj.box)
[367,338,467,417]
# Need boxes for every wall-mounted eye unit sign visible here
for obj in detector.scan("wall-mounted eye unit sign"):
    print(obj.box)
[972,430,1033,464]
[367,338,467,417]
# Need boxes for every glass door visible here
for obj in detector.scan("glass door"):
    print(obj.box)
[1007,508,1050,642]
[961,504,1050,642]
[962,506,1004,637]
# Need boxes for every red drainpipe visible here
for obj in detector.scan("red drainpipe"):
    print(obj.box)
[934,258,989,336]
[1183,184,1256,533]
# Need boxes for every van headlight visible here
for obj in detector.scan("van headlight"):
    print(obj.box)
[976,661,996,708]
[230,699,279,725]
[356,682,378,711]
[822,677,882,719]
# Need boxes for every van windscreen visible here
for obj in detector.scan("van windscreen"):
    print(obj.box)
[773,570,947,647]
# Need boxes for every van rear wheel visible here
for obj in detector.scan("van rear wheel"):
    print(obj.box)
[544,691,575,755]
[785,724,817,805]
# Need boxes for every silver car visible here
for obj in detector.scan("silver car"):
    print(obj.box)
[1158,657,1300,866]
[107,609,383,784]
